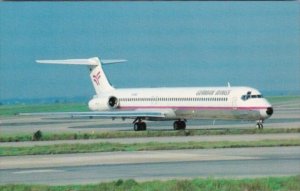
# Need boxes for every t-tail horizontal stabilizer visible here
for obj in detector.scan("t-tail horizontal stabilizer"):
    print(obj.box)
[36,57,126,94]
[36,57,127,65]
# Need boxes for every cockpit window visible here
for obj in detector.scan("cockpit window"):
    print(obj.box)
[251,94,263,98]
[241,95,247,101]
[241,92,263,101]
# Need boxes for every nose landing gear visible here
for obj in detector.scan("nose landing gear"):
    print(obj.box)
[256,120,264,129]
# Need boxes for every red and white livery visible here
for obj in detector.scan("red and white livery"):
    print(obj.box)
[34,57,273,131]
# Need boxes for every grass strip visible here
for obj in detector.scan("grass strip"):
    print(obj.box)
[267,95,300,104]
[0,103,89,116]
[1,128,299,142]
[0,139,299,156]
[1,175,299,191]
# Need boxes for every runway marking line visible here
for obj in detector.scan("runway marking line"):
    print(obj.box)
[12,169,64,174]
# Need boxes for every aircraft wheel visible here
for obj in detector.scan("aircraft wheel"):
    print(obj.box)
[134,123,139,131]
[180,121,186,130]
[140,122,147,131]
[256,122,263,129]
[260,123,264,129]
[134,122,147,131]
[173,121,186,130]
[173,121,179,130]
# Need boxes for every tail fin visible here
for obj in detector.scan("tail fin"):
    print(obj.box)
[36,57,126,94]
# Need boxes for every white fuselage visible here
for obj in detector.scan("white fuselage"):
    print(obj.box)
[36,57,274,130]
[88,86,273,121]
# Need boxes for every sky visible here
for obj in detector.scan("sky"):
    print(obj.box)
[0,2,299,102]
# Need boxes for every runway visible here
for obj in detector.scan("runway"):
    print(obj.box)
[1,147,299,185]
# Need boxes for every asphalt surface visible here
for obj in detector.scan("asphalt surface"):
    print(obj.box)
[0,106,299,134]
[1,147,299,185]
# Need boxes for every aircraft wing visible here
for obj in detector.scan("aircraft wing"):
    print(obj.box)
[19,110,167,119]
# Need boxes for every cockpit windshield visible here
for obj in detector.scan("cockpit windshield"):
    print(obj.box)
[241,92,263,101]
[251,95,263,98]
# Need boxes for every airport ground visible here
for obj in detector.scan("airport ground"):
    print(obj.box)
[1,147,299,185]
[0,96,299,187]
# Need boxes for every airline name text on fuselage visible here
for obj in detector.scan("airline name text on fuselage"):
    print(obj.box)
[196,90,231,96]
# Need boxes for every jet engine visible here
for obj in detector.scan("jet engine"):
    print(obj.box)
[108,96,119,109]
[88,96,119,111]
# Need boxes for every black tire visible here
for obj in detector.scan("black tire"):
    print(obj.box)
[134,122,147,131]
[173,121,179,130]
[256,123,263,129]
[173,121,186,130]
[141,122,147,131]
[180,121,186,130]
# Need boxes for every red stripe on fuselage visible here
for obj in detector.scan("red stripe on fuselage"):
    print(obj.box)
[119,106,267,110]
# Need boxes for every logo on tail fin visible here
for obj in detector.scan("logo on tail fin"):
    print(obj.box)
[93,71,101,85]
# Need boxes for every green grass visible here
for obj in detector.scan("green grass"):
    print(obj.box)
[1,128,299,142]
[0,139,299,156]
[0,175,299,191]
[0,103,88,116]
[267,95,300,104]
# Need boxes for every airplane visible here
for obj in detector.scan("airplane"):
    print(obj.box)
[27,57,273,131]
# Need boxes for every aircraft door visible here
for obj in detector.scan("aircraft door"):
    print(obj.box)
[232,97,238,110]
[151,96,158,105]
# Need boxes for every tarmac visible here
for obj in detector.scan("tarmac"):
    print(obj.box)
[1,147,299,185]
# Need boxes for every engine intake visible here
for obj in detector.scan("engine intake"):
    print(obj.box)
[108,96,119,109]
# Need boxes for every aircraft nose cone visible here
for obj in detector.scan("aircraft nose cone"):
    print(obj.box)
[266,107,273,116]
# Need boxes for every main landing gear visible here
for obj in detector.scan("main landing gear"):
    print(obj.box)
[132,118,187,131]
[173,120,186,130]
[133,118,147,131]
[256,120,264,129]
